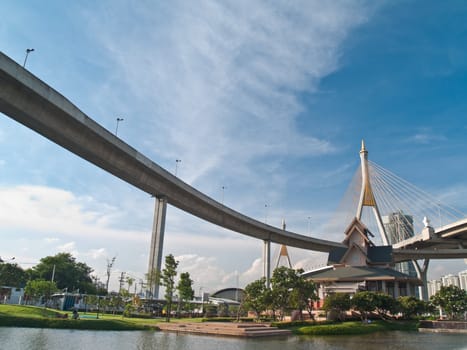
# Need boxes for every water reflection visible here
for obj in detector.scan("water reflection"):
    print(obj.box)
[0,328,466,350]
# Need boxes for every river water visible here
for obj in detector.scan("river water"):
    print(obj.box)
[0,328,466,350]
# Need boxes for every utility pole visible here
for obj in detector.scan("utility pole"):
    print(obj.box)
[105,256,116,294]
[51,264,56,282]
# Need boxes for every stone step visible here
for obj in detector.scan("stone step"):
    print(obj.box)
[155,322,292,338]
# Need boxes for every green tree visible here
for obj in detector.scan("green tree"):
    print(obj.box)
[243,278,269,320]
[289,277,319,320]
[28,253,94,293]
[352,291,378,322]
[0,263,27,287]
[431,285,467,320]
[398,296,428,319]
[323,293,351,321]
[24,279,57,304]
[109,294,125,315]
[177,272,194,315]
[161,254,178,322]
[270,266,303,320]
[373,292,399,319]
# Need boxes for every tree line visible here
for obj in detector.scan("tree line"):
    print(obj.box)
[0,253,101,300]
[0,252,196,321]
[3,253,466,321]
[242,266,467,321]
[322,286,467,321]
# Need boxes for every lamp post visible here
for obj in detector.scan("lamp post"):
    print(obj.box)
[221,186,226,204]
[199,287,204,316]
[115,117,124,135]
[23,48,34,68]
[308,216,311,235]
[175,159,181,176]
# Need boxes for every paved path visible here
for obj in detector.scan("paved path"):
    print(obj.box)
[155,322,292,338]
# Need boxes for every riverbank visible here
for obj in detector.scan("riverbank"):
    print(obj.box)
[0,305,150,331]
[0,305,421,336]
[419,320,467,334]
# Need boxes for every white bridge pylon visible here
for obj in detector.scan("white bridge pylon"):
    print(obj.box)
[356,140,390,245]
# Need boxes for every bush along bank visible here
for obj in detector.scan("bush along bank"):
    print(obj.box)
[272,320,419,336]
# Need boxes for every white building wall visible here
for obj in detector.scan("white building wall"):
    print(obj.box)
[441,274,460,288]
[427,280,442,298]
[458,270,467,291]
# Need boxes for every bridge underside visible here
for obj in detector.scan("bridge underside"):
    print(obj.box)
[391,218,467,262]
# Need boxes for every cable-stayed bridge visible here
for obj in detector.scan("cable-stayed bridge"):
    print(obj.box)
[328,144,467,262]
[1,51,466,298]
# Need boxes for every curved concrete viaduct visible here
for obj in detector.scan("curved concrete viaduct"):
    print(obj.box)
[0,51,345,254]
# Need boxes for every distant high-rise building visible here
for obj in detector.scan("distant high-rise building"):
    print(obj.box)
[427,271,466,298]
[459,270,467,291]
[427,279,443,298]
[441,274,460,288]
[383,211,417,277]
[383,211,415,243]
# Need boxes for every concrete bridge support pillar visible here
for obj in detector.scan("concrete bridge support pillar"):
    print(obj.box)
[147,196,167,299]
[263,239,271,288]
[413,259,430,301]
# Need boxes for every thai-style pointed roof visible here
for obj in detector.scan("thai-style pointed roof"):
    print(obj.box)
[328,217,392,266]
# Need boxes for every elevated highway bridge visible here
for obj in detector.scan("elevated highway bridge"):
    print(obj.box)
[1,51,466,297]
[392,218,467,262]
[0,51,344,293]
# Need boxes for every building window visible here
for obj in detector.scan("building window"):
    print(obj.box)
[386,282,394,298]
[399,282,407,296]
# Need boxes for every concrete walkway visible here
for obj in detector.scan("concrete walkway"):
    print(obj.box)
[155,322,292,338]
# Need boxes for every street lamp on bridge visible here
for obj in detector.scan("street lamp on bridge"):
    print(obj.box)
[23,48,34,68]
[175,159,181,176]
[115,117,124,135]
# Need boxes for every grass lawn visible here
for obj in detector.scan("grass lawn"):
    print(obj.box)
[0,305,419,335]
[0,304,202,331]
[293,320,419,336]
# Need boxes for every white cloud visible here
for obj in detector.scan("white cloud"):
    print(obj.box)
[84,1,371,192]
[1,2,387,293]
[436,184,467,213]
[57,241,78,256]
[86,248,108,260]
[176,253,264,292]
[0,185,147,241]
[407,127,447,145]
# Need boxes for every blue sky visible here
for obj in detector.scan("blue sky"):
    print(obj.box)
[1,1,467,293]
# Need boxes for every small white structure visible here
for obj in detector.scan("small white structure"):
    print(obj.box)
[0,286,24,304]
